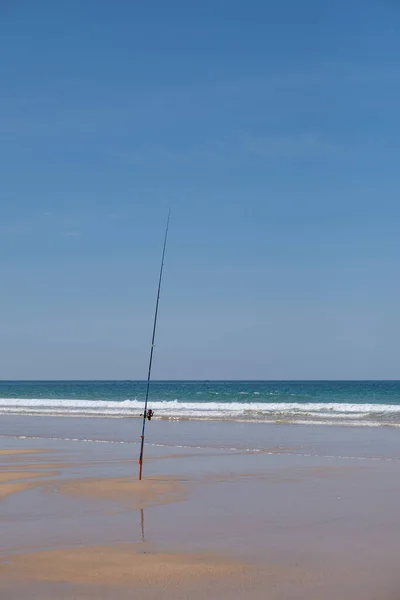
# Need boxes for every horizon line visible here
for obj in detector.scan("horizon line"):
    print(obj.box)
[1,379,400,383]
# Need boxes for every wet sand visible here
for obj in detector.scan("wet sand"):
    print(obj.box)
[1,543,321,600]
[59,475,188,509]
[2,417,400,598]
[0,449,48,456]
[0,449,60,499]
[3,543,251,585]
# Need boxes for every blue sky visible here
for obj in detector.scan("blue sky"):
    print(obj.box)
[1,0,400,379]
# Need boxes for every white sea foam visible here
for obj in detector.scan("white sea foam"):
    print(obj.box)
[0,397,400,425]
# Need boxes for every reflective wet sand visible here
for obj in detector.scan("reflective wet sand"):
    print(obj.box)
[2,418,400,598]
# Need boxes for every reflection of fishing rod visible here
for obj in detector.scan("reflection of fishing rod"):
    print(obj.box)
[138,212,171,481]
[140,508,145,542]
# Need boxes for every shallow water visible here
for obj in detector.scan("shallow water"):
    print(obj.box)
[2,414,400,460]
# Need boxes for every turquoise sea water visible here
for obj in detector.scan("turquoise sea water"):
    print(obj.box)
[1,381,400,426]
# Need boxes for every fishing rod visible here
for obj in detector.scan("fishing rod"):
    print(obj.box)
[138,211,171,480]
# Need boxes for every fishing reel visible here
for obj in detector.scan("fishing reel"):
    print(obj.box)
[141,409,154,421]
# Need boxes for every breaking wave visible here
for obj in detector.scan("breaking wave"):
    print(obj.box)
[1,397,400,426]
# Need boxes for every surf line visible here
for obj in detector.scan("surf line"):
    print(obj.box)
[138,211,171,481]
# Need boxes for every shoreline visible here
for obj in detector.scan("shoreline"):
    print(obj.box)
[3,414,396,464]
[1,411,400,428]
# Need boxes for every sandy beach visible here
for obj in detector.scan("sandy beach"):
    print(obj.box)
[2,416,400,599]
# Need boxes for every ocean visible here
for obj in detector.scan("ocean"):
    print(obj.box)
[1,380,400,426]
